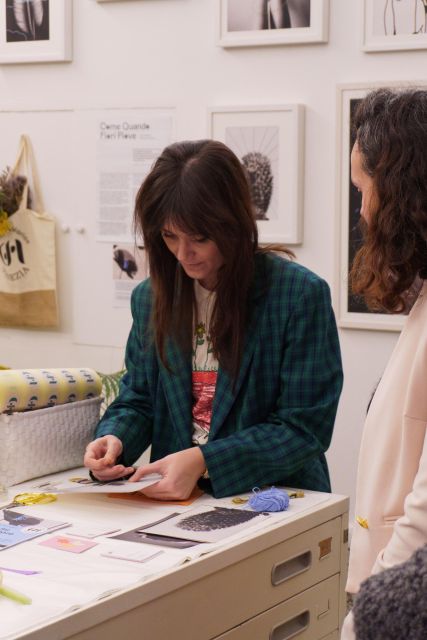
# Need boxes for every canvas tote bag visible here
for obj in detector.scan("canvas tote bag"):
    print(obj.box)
[0,134,58,327]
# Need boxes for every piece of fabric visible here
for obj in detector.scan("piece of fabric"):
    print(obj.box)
[0,368,102,413]
[95,252,343,498]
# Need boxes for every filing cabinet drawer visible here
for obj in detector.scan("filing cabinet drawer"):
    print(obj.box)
[65,516,343,640]
[218,516,342,616]
[215,574,340,640]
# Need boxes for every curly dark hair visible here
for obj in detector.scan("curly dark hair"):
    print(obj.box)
[350,88,427,313]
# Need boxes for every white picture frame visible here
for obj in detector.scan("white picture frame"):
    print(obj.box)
[0,0,72,64]
[218,0,329,48]
[209,104,304,245]
[336,83,408,332]
[363,0,427,52]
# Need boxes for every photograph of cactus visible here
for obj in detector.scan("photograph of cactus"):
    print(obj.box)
[225,125,278,221]
[209,105,304,244]
[363,0,427,51]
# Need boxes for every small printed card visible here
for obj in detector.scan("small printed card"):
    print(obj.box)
[39,536,98,554]
[0,510,69,551]
[100,546,164,563]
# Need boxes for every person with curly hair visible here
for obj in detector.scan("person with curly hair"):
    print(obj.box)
[84,139,342,501]
[341,87,427,638]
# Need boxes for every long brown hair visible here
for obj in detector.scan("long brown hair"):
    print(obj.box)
[134,139,292,378]
[350,88,427,312]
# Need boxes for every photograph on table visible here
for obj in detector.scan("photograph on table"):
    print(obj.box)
[209,104,304,244]
[139,504,271,543]
[0,0,72,63]
[336,83,409,331]
[363,0,427,51]
[218,0,329,47]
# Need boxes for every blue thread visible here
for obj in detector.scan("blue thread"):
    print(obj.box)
[248,486,290,512]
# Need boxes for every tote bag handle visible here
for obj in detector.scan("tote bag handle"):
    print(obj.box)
[8,134,45,213]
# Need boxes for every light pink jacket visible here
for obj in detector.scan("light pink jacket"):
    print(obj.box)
[341,282,427,640]
[347,281,427,595]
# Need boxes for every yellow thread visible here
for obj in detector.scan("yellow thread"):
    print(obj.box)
[356,516,369,529]
[231,497,248,504]
[13,493,57,506]
[288,491,305,499]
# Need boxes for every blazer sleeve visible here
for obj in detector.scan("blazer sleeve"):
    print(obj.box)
[94,282,154,465]
[202,275,343,497]
[372,419,427,574]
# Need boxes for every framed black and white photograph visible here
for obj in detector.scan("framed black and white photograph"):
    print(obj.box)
[209,104,304,244]
[363,0,427,52]
[0,0,72,63]
[336,83,407,331]
[218,0,329,48]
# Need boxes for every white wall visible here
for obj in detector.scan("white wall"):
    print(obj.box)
[1,0,423,514]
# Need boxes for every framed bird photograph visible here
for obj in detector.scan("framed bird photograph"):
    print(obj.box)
[209,104,304,244]
[0,0,72,63]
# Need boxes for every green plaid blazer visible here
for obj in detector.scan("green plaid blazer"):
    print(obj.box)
[96,253,343,498]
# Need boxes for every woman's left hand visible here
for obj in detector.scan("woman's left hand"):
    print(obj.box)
[128,447,206,500]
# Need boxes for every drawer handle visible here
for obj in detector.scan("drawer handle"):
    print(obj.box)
[270,610,310,640]
[271,550,312,586]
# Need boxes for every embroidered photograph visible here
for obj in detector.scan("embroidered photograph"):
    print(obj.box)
[139,504,271,543]
[209,105,304,243]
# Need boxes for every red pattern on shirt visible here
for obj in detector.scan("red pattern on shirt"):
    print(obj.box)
[192,370,217,434]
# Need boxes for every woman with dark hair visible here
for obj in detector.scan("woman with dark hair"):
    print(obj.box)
[84,139,342,501]
[341,88,427,639]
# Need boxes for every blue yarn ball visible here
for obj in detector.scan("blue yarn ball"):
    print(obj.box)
[248,486,290,512]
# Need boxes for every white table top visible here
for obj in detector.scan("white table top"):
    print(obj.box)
[0,468,344,640]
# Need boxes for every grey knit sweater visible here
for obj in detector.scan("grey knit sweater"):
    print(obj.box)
[353,544,427,640]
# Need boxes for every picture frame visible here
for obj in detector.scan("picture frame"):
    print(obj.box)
[0,0,72,64]
[209,104,304,244]
[363,0,427,52]
[218,0,329,48]
[336,83,407,331]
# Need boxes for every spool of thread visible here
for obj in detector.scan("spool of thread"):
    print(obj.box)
[248,487,290,512]
[0,368,102,413]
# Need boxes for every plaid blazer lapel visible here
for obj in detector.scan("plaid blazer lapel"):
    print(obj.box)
[210,280,266,439]
[159,338,193,449]
[209,351,253,440]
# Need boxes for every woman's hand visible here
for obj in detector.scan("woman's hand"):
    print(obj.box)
[129,447,206,500]
[83,435,135,481]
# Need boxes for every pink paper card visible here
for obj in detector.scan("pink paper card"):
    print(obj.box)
[39,535,98,554]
